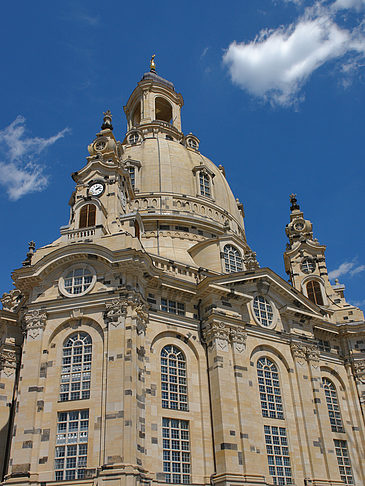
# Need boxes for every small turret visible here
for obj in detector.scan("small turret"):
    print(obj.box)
[284,194,364,323]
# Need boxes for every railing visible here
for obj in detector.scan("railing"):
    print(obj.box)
[60,225,106,241]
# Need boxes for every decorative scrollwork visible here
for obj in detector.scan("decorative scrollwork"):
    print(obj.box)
[24,310,47,339]
[352,359,365,383]
[291,341,320,366]
[202,322,246,353]
[290,342,307,360]
[0,350,17,370]
[1,289,22,312]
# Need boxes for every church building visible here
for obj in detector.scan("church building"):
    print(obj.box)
[0,59,364,486]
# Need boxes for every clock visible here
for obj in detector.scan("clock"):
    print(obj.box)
[94,139,107,151]
[294,221,305,231]
[88,182,105,197]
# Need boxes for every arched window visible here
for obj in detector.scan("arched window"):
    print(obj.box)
[322,378,344,433]
[199,172,211,197]
[60,332,92,401]
[161,345,188,411]
[155,97,172,123]
[306,280,324,305]
[223,244,243,273]
[132,101,141,126]
[79,204,96,228]
[257,357,284,419]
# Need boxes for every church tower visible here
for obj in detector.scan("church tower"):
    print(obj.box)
[0,59,364,486]
[284,194,364,323]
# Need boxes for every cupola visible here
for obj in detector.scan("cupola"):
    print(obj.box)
[123,56,184,141]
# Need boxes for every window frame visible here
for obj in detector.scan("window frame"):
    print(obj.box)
[79,204,96,229]
[161,345,188,412]
[162,418,191,484]
[306,280,324,306]
[59,264,97,298]
[55,409,89,481]
[252,295,276,329]
[257,357,284,420]
[322,377,344,433]
[223,244,243,273]
[60,332,92,402]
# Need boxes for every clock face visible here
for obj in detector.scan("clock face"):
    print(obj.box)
[89,183,104,197]
[94,139,106,151]
[294,221,304,231]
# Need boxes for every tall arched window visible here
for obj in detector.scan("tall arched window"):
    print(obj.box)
[60,332,92,401]
[223,244,243,273]
[155,97,172,123]
[257,357,284,419]
[323,378,344,433]
[306,280,324,305]
[161,345,188,411]
[199,172,211,197]
[79,204,96,228]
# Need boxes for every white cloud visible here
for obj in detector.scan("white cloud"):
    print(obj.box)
[350,264,365,275]
[333,0,365,11]
[0,116,69,201]
[223,2,365,106]
[328,261,355,279]
[328,260,365,279]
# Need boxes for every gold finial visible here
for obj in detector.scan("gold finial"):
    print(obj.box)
[150,54,156,73]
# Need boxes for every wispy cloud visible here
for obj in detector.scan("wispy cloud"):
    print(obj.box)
[223,0,365,106]
[0,116,69,201]
[201,47,209,58]
[328,260,365,279]
[333,0,365,11]
[76,12,99,26]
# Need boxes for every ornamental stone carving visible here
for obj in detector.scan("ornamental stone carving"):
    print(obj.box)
[0,350,17,370]
[1,289,22,312]
[230,328,247,354]
[105,295,148,333]
[290,342,320,366]
[24,310,47,339]
[290,342,307,360]
[134,304,149,335]
[105,298,128,324]
[243,250,260,270]
[352,359,365,384]
[306,344,320,366]
[203,322,246,353]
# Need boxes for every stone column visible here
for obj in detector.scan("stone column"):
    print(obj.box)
[6,309,47,482]
[290,341,341,485]
[202,320,244,481]
[100,294,149,484]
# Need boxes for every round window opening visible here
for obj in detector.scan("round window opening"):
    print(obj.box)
[59,265,96,297]
[301,258,316,274]
[94,139,107,151]
[253,295,274,327]
[187,138,197,149]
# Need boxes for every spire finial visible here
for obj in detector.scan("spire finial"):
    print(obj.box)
[150,54,156,73]
[289,193,300,211]
[101,110,113,130]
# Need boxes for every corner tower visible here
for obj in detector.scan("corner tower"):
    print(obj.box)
[284,194,364,323]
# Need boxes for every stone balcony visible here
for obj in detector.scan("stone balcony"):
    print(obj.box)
[60,224,107,242]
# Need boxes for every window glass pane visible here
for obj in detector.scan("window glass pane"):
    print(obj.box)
[55,410,88,481]
[162,418,190,484]
[161,345,188,411]
[60,332,92,401]
[264,425,292,485]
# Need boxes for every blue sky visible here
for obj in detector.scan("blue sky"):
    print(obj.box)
[0,0,364,309]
